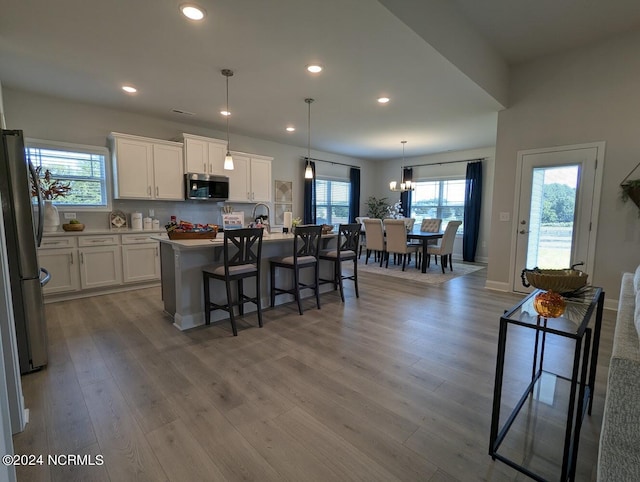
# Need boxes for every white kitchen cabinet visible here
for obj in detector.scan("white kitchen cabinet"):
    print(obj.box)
[110,132,184,200]
[78,245,123,290]
[182,134,227,175]
[121,234,160,283]
[38,247,80,294]
[77,236,122,292]
[152,143,184,199]
[227,151,272,202]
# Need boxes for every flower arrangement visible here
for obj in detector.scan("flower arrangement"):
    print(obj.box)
[387,200,403,219]
[31,167,72,200]
[291,217,302,227]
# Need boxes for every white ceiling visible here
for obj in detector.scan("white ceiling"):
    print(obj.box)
[1,0,639,160]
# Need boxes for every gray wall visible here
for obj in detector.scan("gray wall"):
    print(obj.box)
[487,28,640,303]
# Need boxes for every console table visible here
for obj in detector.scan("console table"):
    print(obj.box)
[489,287,604,481]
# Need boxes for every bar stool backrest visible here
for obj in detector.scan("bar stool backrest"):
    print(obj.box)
[338,223,360,254]
[223,228,264,273]
[293,225,322,260]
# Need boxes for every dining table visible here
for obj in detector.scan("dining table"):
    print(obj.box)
[406,226,444,273]
[360,224,444,274]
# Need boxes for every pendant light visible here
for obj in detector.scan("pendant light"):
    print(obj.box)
[389,140,414,192]
[304,98,314,179]
[221,69,234,170]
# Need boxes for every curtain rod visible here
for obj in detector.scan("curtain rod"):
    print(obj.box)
[405,157,486,169]
[303,156,360,170]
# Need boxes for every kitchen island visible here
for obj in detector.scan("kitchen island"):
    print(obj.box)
[154,232,337,330]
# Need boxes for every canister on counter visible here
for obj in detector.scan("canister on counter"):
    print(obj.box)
[131,212,143,230]
[143,217,152,230]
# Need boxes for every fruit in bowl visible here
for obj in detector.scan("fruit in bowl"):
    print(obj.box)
[62,219,85,231]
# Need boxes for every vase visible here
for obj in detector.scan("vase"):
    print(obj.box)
[43,200,60,232]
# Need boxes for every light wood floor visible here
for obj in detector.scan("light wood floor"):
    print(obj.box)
[13,265,616,481]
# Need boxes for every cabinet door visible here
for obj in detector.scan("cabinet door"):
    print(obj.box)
[38,248,80,294]
[122,243,160,283]
[114,138,153,199]
[250,157,272,202]
[79,246,123,289]
[153,144,184,200]
[208,141,227,175]
[227,154,251,201]
[184,138,208,174]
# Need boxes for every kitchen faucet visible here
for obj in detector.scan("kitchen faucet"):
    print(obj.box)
[252,203,271,233]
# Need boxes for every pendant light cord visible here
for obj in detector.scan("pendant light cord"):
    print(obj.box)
[226,73,230,151]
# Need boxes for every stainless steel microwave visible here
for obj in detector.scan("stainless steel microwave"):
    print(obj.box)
[185,173,229,201]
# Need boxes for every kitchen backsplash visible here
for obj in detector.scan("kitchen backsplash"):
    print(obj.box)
[59,200,275,231]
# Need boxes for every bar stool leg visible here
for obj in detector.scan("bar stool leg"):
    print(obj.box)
[353,257,359,298]
[294,266,303,315]
[225,277,238,336]
[237,279,244,316]
[255,273,263,328]
[314,263,321,309]
[203,273,211,325]
[270,265,276,308]
[337,259,345,302]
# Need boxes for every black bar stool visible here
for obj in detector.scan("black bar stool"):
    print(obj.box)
[270,224,322,315]
[319,223,360,302]
[202,228,263,336]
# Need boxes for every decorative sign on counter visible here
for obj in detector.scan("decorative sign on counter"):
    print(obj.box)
[222,212,245,230]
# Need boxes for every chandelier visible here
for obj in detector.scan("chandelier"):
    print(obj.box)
[389,141,414,192]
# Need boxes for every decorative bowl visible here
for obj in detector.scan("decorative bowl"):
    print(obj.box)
[522,268,588,293]
[321,224,333,234]
[62,223,85,231]
[533,290,566,318]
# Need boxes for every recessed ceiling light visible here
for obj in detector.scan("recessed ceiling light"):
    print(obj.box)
[220,110,231,116]
[180,3,206,20]
[306,64,323,73]
[122,85,137,94]
[377,97,390,104]
[286,127,295,132]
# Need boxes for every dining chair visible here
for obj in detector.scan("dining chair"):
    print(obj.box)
[362,218,385,266]
[270,224,322,315]
[418,218,443,266]
[319,223,360,302]
[355,216,369,259]
[383,219,419,271]
[202,228,264,336]
[426,220,462,273]
[404,218,416,231]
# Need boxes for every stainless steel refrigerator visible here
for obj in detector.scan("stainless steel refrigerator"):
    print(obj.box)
[0,129,49,374]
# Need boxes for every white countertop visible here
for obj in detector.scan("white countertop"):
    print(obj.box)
[44,228,166,237]
[153,232,335,249]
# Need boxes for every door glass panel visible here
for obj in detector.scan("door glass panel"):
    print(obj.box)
[526,166,579,269]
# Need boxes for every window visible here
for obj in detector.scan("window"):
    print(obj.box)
[410,178,465,232]
[316,179,350,229]
[26,139,109,209]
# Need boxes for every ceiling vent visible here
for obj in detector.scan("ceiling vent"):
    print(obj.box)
[171,108,195,116]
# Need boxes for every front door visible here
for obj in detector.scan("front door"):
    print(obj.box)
[512,143,604,293]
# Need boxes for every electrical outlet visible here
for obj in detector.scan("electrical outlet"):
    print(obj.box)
[64,212,77,220]
[499,212,510,222]
[149,209,155,217]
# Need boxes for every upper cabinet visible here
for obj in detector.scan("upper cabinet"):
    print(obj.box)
[181,133,227,176]
[110,132,184,200]
[227,151,272,202]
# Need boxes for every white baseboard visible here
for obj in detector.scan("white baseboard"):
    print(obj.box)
[44,281,161,303]
[485,280,510,291]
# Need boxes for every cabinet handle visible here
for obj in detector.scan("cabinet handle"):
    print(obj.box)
[70,252,74,265]
[156,186,159,196]
[90,239,107,243]
[80,252,84,264]
[148,186,152,196]
[155,247,159,257]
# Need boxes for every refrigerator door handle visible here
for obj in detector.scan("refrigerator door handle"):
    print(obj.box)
[28,158,44,247]
[39,267,51,287]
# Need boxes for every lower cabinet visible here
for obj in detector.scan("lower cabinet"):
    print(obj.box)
[38,247,80,294]
[122,243,160,283]
[38,232,162,299]
[78,245,123,289]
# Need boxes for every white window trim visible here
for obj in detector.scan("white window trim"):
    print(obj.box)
[25,138,112,212]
